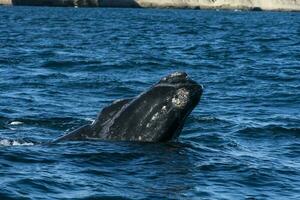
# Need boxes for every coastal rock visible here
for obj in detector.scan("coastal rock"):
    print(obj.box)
[136,0,300,11]
[1,0,300,11]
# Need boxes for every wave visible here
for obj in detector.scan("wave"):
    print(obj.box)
[187,115,231,124]
[4,116,84,131]
[236,125,300,138]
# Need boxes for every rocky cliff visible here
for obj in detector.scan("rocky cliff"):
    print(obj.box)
[137,0,300,11]
[0,0,11,5]
[1,0,300,11]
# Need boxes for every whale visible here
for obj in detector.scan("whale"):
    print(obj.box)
[53,72,203,143]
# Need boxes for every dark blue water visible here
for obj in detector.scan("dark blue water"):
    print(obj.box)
[0,6,299,199]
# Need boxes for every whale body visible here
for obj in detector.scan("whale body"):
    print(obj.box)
[53,72,203,143]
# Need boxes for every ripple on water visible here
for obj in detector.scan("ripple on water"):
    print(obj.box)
[0,7,300,200]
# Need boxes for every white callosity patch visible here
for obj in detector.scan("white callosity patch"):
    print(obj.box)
[161,106,167,112]
[170,72,183,78]
[146,105,168,128]
[172,88,189,109]
[151,112,159,121]
[162,72,187,81]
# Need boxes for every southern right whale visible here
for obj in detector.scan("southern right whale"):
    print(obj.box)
[53,72,203,143]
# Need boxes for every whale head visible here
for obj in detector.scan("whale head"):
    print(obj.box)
[107,72,203,142]
[53,72,203,143]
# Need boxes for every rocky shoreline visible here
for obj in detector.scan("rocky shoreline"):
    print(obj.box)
[1,0,300,11]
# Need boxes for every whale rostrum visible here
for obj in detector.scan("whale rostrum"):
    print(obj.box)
[53,72,203,143]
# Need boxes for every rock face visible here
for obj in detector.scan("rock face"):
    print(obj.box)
[0,0,11,5]
[9,0,99,7]
[136,0,300,11]
[1,0,300,11]
[100,0,140,7]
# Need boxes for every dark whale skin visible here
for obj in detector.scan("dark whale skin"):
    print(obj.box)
[53,72,203,143]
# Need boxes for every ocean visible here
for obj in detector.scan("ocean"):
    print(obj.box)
[0,6,299,199]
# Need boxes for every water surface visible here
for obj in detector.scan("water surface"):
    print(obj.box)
[0,6,300,199]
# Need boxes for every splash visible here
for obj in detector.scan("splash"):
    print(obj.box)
[0,139,35,147]
[9,121,24,126]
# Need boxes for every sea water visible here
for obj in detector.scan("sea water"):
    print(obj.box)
[0,6,299,199]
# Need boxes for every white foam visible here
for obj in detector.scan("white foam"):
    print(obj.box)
[0,139,11,146]
[9,121,23,126]
[85,118,94,123]
[0,139,34,147]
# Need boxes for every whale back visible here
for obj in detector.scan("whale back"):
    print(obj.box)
[95,98,133,126]
[53,98,133,142]
[96,84,196,142]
